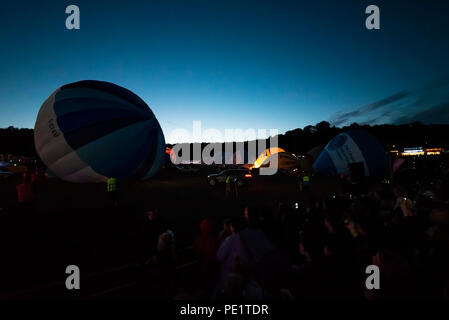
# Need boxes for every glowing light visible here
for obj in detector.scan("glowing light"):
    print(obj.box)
[402,147,424,156]
[425,148,442,155]
[253,147,285,168]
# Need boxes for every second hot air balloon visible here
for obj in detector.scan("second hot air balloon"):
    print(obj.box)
[313,130,388,177]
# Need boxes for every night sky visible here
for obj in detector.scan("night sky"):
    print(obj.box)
[1,0,448,143]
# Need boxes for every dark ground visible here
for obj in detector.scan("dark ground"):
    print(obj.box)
[0,167,343,299]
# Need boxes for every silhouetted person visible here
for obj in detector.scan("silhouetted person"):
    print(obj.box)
[218,218,232,244]
[154,231,177,297]
[218,256,264,300]
[215,218,248,297]
[30,170,38,192]
[193,218,219,290]
[16,175,35,208]
[143,209,167,265]
[106,177,118,207]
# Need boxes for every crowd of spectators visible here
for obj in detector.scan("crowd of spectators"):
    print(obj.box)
[3,157,449,300]
[141,158,449,300]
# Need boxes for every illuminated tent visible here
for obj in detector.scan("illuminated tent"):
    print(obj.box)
[34,80,165,183]
[253,148,298,170]
[253,147,286,169]
[264,152,298,170]
[313,130,388,176]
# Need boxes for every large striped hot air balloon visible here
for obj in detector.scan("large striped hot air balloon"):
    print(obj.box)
[34,80,165,183]
[313,130,388,176]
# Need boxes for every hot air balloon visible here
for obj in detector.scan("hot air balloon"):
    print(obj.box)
[253,147,299,171]
[253,147,286,169]
[313,130,388,176]
[34,80,165,183]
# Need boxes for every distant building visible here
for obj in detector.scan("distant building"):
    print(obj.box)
[401,147,442,156]
[425,148,442,155]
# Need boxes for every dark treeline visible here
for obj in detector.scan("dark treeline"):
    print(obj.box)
[279,121,449,153]
[0,127,35,156]
[170,121,449,157]
[2,122,449,157]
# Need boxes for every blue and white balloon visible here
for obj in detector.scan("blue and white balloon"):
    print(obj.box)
[313,130,388,176]
[34,80,165,183]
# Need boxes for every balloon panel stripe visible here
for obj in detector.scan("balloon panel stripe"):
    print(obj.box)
[55,88,143,113]
[61,116,147,151]
[61,80,150,113]
[54,99,150,132]
[75,121,158,179]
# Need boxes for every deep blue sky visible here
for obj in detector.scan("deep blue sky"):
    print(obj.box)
[1,0,448,142]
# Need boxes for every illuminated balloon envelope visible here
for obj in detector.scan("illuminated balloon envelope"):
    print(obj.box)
[313,130,388,176]
[253,147,286,169]
[258,152,298,170]
[34,80,165,183]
